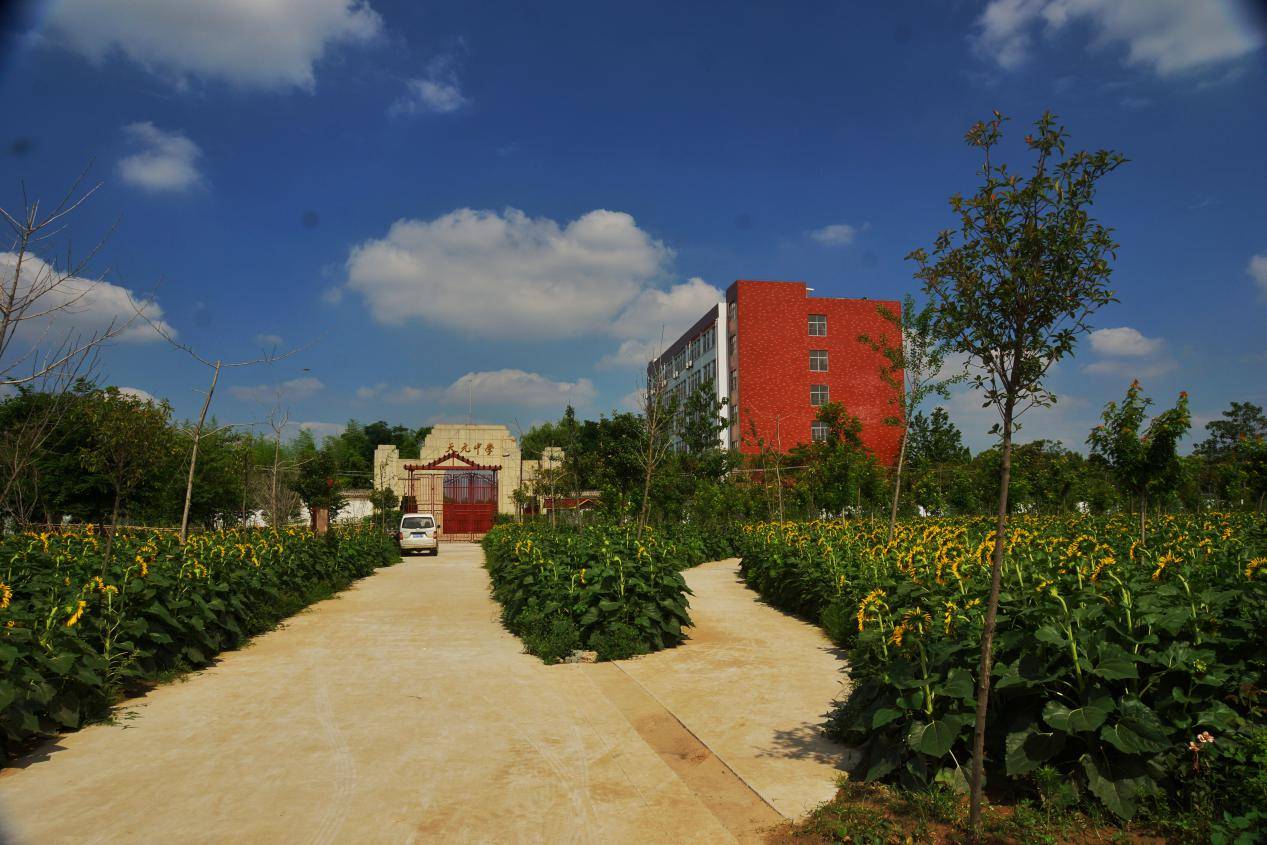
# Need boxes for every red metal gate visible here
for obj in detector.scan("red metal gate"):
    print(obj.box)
[403,450,502,541]
[443,471,497,537]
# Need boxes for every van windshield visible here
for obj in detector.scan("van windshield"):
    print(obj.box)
[401,516,434,529]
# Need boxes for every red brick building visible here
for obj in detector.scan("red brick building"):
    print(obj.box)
[651,280,903,465]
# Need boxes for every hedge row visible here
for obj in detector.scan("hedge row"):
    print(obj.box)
[0,524,397,758]
[482,522,704,662]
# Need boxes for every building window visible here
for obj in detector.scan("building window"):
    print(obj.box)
[808,314,827,336]
[728,300,737,324]
[729,333,736,359]
[811,421,829,442]
[728,369,737,395]
[730,404,738,423]
[809,349,828,372]
[810,384,829,406]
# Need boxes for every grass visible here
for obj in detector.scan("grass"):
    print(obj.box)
[769,779,1169,845]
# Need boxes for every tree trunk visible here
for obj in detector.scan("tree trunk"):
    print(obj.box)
[1139,493,1147,545]
[636,454,653,540]
[103,489,122,570]
[969,399,1015,834]
[888,431,908,543]
[180,361,221,542]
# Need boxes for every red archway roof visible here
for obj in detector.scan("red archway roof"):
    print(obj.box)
[404,449,502,472]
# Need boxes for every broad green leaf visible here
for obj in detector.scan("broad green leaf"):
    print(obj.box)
[1099,699,1168,755]
[1043,697,1111,734]
[870,706,904,729]
[1081,753,1149,820]
[939,668,975,702]
[907,713,971,758]
[1091,644,1139,681]
[1005,726,1065,776]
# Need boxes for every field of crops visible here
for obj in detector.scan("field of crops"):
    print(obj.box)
[737,513,1267,831]
[0,524,397,758]
[482,521,732,663]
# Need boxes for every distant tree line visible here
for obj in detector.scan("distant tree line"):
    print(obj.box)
[0,380,433,531]
[513,385,1267,528]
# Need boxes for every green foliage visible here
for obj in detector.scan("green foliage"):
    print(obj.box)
[788,402,886,516]
[482,522,711,662]
[738,513,1267,824]
[0,523,397,758]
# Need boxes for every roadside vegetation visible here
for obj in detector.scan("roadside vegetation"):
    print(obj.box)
[0,523,397,760]
[482,521,735,663]
[739,513,1267,839]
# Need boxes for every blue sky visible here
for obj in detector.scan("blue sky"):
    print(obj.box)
[1,0,1264,451]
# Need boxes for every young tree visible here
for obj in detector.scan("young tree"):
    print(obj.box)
[136,317,302,541]
[860,295,963,540]
[790,402,882,517]
[1087,381,1191,542]
[636,362,678,538]
[80,388,174,562]
[909,111,1125,831]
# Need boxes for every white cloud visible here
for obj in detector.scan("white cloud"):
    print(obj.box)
[298,421,345,439]
[255,333,285,348]
[391,53,469,115]
[229,376,325,403]
[808,223,858,246]
[357,370,595,411]
[1088,326,1163,357]
[117,122,204,193]
[344,207,672,338]
[611,276,722,341]
[0,251,173,345]
[1249,253,1267,299]
[975,0,1263,76]
[597,277,724,369]
[598,339,661,371]
[47,0,382,90]
[446,370,596,409]
[1084,326,1173,378]
[117,386,157,403]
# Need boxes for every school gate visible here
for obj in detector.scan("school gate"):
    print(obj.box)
[374,424,549,541]
[402,452,500,538]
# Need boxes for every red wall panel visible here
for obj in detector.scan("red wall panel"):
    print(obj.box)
[727,280,903,466]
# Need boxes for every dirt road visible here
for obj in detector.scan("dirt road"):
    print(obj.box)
[0,545,850,844]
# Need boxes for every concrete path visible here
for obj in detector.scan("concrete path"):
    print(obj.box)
[0,546,851,844]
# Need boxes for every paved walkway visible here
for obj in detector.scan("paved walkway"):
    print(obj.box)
[0,545,851,844]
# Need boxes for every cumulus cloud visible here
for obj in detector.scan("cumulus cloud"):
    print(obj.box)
[229,376,325,403]
[1084,326,1174,378]
[117,386,157,403]
[0,251,173,345]
[1088,326,1164,357]
[808,223,858,246]
[46,0,382,90]
[298,421,344,439]
[357,370,595,411]
[391,53,469,115]
[255,333,285,348]
[117,122,203,193]
[596,276,725,369]
[611,277,722,341]
[1249,253,1267,299]
[974,0,1263,76]
[344,207,672,338]
[598,339,662,371]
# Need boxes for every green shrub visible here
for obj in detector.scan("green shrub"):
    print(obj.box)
[482,522,693,662]
[738,513,1267,826]
[0,523,397,760]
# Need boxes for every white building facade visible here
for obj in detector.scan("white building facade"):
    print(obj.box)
[648,302,730,449]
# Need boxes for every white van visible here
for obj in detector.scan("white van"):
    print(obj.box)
[397,513,439,556]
